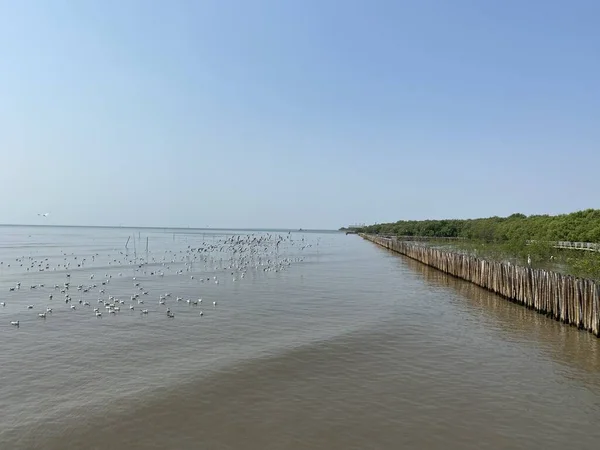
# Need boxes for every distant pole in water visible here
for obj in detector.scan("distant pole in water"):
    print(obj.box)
[133,235,137,260]
[125,236,130,252]
[146,237,149,263]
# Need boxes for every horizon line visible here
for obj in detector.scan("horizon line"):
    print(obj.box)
[0,223,340,233]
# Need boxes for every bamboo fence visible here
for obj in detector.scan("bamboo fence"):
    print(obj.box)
[361,234,600,337]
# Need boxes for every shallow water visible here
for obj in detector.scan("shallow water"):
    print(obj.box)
[1,226,599,449]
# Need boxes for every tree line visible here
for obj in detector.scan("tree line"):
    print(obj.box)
[353,209,600,243]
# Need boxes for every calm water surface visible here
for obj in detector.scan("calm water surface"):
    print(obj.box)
[1,226,599,449]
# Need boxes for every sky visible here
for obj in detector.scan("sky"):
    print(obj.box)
[0,0,598,229]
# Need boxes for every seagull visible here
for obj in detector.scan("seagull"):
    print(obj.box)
[37,213,50,217]
[10,321,19,327]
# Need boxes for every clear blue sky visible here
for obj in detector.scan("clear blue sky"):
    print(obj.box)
[0,0,598,229]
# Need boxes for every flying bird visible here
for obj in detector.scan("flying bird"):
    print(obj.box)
[38,213,50,217]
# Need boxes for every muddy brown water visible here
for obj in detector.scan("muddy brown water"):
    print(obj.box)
[1,227,599,449]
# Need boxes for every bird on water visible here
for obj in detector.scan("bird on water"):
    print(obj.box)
[5,232,307,329]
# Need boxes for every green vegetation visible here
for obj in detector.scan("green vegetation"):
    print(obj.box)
[354,210,600,281]
[357,209,600,243]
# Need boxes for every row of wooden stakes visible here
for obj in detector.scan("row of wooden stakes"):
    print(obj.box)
[361,234,600,338]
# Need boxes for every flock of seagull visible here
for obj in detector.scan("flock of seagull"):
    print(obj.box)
[6,275,220,327]
[2,232,313,328]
